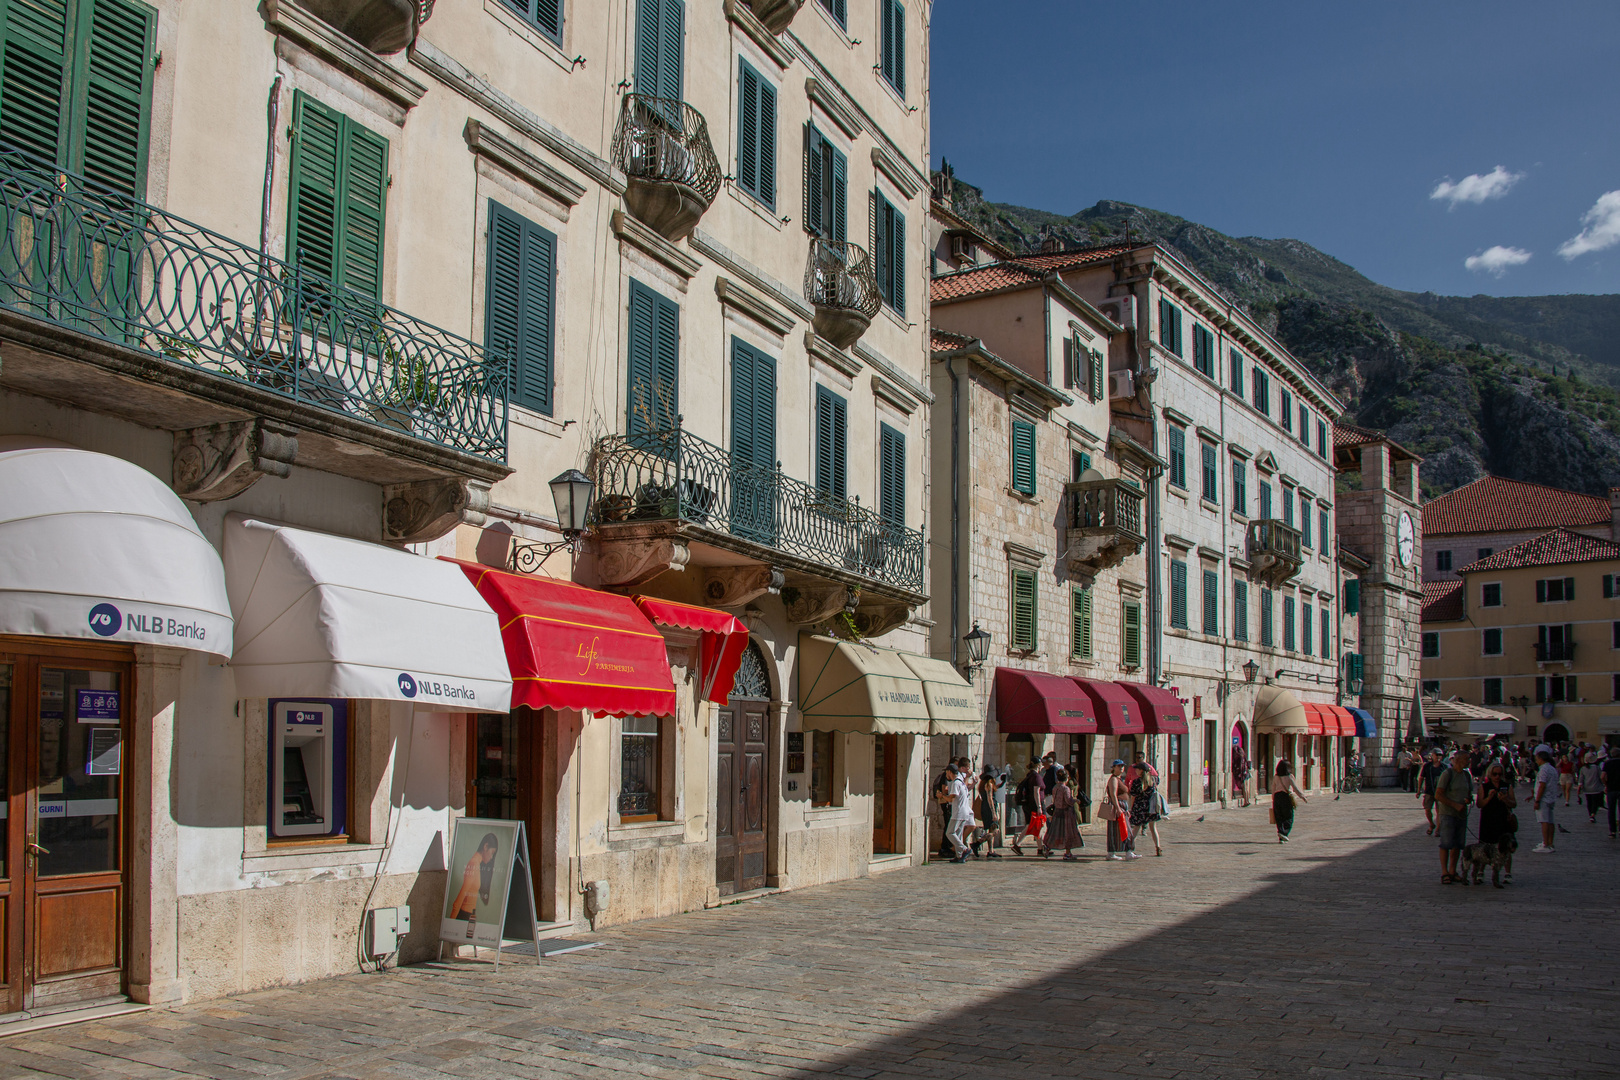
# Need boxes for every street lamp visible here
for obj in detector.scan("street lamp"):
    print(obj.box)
[962,623,991,677]
[511,469,596,573]
[1242,659,1259,683]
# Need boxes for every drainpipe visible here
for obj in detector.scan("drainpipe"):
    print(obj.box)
[949,353,970,759]
[1130,280,1164,687]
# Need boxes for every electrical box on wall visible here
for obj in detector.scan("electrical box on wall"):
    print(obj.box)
[272,701,334,837]
[367,905,412,958]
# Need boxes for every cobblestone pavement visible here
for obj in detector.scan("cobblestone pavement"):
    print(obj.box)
[4,792,1617,1079]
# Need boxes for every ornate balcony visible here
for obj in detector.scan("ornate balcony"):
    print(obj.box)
[746,0,805,33]
[1063,479,1145,576]
[805,238,881,350]
[295,0,433,54]
[611,95,722,241]
[587,425,925,632]
[1246,519,1303,586]
[0,143,508,531]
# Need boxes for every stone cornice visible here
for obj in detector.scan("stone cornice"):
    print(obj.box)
[724,0,796,69]
[262,0,427,114]
[805,77,863,138]
[871,145,922,200]
[464,120,587,208]
[717,277,796,335]
[612,210,702,280]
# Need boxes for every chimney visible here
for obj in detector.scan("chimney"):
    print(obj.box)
[1041,234,1063,253]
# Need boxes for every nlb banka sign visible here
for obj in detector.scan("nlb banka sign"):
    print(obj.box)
[87,602,208,644]
[397,671,478,704]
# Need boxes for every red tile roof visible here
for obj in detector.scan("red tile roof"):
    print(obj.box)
[1000,243,1140,271]
[1422,580,1465,622]
[1423,476,1611,537]
[1457,527,1620,573]
[930,328,973,352]
[1332,422,1384,451]
[929,244,1141,303]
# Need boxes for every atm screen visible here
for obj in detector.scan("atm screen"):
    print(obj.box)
[281,746,322,825]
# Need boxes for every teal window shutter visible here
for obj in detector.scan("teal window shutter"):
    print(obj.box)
[627,279,678,436]
[337,116,388,301]
[737,59,775,208]
[1201,442,1217,502]
[803,125,823,236]
[829,139,846,241]
[635,0,683,102]
[1202,569,1218,635]
[1302,601,1313,654]
[1071,586,1092,659]
[1010,418,1036,496]
[1229,348,1244,395]
[1089,347,1104,401]
[1301,496,1313,548]
[1123,602,1142,666]
[287,91,389,300]
[1233,581,1248,642]
[879,423,904,526]
[814,384,847,501]
[500,0,563,43]
[1169,559,1187,629]
[1345,578,1360,615]
[1261,588,1274,646]
[730,338,776,470]
[0,0,72,166]
[1011,569,1036,651]
[880,0,904,96]
[485,202,556,415]
[1321,607,1331,659]
[1167,425,1185,488]
[872,188,903,313]
[818,0,846,28]
[1283,595,1295,651]
[1232,460,1246,514]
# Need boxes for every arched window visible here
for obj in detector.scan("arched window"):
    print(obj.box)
[731,640,771,700]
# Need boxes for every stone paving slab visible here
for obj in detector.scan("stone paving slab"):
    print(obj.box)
[2,793,1616,1079]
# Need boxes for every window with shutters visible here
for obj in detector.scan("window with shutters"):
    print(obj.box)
[1346,652,1363,685]
[1319,508,1329,552]
[287,92,389,301]
[1010,568,1037,652]
[1302,601,1313,654]
[1229,348,1244,395]
[730,338,777,541]
[737,59,776,209]
[1260,588,1274,646]
[1481,582,1502,606]
[1435,549,1452,571]
[1071,585,1093,660]
[1281,485,1295,526]
[484,203,557,415]
[1482,628,1502,656]
[1320,605,1330,659]
[1535,577,1574,603]
[878,0,904,97]
[1169,559,1188,630]
[803,125,847,240]
[498,0,563,43]
[1192,324,1214,378]
[0,0,156,197]
[817,0,846,28]
[1484,678,1504,706]
[1167,425,1186,489]
[1072,450,1092,481]
[1200,442,1218,503]
[814,385,848,502]
[879,423,905,527]
[635,0,684,104]
[1202,568,1219,636]
[1088,346,1104,402]
[1283,595,1296,651]
[1259,481,1272,520]
[1606,574,1619,599]
[871,188,905,314]
[1317,418,1328,459]
[1252,367,1269,415]
[1300,496,1313,549]
[1233,581,1249,642]
[1010,417,1036,497]
[1158,298,1183,356]
[626,280,679,437]
[1122,601,1142,668]
[1297,405,1310,444]
[1232,459,1247,515]
[1344,578,1360,615]
[1279,388,1293,433]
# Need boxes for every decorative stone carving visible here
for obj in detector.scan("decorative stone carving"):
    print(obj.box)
[382,477,490,544]
[293,0,426,54]
[597,537,690,587]
[784,583,857,625]
[173,419,298,502]
[703,565,783,607]
[850,603,911,639]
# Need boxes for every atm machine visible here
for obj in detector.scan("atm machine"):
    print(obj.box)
[272,701,336,837]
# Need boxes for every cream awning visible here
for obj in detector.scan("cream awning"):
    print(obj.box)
[225,516,511,711]
[898,652,981,735]
[799,634,973,735]
[1252,685,1309,733]
[1423,696,1516,736]
[0,445,232,657]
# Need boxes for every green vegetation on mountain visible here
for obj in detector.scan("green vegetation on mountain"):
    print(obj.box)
[940,174,1620,496]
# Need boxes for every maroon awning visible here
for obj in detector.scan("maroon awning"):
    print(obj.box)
[1117,682,1190,735]
[1072,678,1143,735]
[993,667,1098,734]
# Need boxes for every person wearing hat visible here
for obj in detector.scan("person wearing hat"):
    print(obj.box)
[1579,752,1605,825]
[1532,745,1559,853]
[1101,759,1136,860]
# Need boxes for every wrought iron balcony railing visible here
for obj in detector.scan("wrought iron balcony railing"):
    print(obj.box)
[1534,641,1576,663]
[0,143,508,462]
[1246,518,1303,582]
[590,424,924,593]
[611,94,721,239]
[806,237,880,349]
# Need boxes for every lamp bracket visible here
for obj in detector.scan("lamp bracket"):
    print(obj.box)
[511,535,579,573]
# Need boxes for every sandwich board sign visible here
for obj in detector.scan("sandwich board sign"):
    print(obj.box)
[439,816,541,967]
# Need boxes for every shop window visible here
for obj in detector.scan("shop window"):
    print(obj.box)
[269,698,349,841]
[618,716,662,821]
[810,730,838,806]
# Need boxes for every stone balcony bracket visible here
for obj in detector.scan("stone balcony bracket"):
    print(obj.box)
[173,419,299,503]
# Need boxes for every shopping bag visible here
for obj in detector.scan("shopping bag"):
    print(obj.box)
[1268,806,1277,825]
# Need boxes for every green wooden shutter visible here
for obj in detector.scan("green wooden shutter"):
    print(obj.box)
[731,338,775,470]
[829,142,846,242]
[485,202,555,415]
[1062,336,1075,390]
[653,286,679,429]
[0,0,70,166]
[1170,559,1187,629]
[1010,417,1035,496]
[1233,581,1247,641]
[501,0,562,42]
[803,125,822,235]
[737,60,775,208]
[484,202,523,400]
[1284,595,1295,650]
[815,385,847,501]
[635,0,682,103]
[627,280,679,437]
[635,0,660,97]
[1123,602,1141,667]
[1321,608,1331,659]
[1344,578,1359,615]
[879,422,904,526]
[287,92,343,285]
[1302,601,1313,653]
[1261,588,1273,645]
[880,0,904,96]
[1203,569,1218,635]
[1011,569,1036,651]
[1089,348,1104,401]
[1071,586,1092,659]
[887,196,905,314]
[340,116,388,301]
[75,0,154,197]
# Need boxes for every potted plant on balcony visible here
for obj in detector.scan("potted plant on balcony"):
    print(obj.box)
[372,336,450,436]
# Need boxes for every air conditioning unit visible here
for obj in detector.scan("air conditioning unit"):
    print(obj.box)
[1097,294,1135,331]
[949,234,976,263]
[1108,369,1136,400]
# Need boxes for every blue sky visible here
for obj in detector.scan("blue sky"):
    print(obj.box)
[929,1,1620,298]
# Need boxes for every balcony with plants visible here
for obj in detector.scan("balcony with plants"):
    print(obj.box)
[805,237,881,349]
[610,94,722,241]
[1246,518,1304,586]
[1062,478,1145,576]
[0,142,509,489]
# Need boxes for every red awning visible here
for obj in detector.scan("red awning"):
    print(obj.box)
[1301,703,1330,736]
[1325,704,1357,736]
[993,667,1098,734]
[633,596,750,704]
[449,560,676,717]
[1072,678,1143,736]
[1117,682,1190,735]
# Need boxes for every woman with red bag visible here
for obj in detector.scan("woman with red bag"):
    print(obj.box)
[1101,759,1137,860]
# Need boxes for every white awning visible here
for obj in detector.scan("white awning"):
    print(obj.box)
[225,516,511,711]
[798,635,979,735]
[1252,685,1309,733]
[898,652,981,735]
[0,446,232,657]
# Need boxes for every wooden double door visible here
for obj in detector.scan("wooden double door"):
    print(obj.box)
[467,709,551,922]
[0,642,131,1015]
[715,698,769,895]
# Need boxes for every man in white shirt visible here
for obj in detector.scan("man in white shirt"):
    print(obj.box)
[947,765,976,863]
[1532,745,1559,853]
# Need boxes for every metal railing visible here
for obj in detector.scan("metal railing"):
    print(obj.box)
[1065,478,1145,539]
[610,94,722,205]
[1534,642,1576,663]
[590,424,924,592]
[805,237,881,317]
[0,144,508,461]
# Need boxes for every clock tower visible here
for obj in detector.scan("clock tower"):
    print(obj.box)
[1333,427,1423,785]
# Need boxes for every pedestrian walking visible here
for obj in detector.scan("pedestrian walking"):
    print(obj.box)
[975,766,1003,858]
[1011,762,1046,855]
[933,762,956,860]
[1044,767,1084,860]
[1396,746,1413,793]
[947,765,975,863]
[1531,744,1559,853]
[1101,759,1136,860]
[1231,739,1251,807]
[1418,748,1444,835]
[1476,761,1517,887]
[1558,752,1575,807]
[1579,754,1605,824]
[1433,749,1473,884]
[1270,759,1307,842]
[1130,763,1164,856]
[1604,751,1620,840]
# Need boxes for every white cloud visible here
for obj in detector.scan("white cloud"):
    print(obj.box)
[1464,246,1533,276]
[1430,166,1523,208]
[1557,190,1620,259]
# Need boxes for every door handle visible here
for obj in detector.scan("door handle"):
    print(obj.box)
[24,837,48,857]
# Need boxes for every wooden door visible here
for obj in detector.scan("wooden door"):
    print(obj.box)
[1203,720,1216,801]
[466,709,547,920]
[1167,734,1183,804]
[716,699,769,894]
[872,734,898,854]
[0,644,132,1015]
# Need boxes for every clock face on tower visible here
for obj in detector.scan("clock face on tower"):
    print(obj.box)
[1397,511,1415,567]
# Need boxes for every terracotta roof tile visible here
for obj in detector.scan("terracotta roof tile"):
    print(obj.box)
[1001,243,1140,271]
[1332,422,1384,450]
[1457,527,1620,573]
[930,263,1044,302]
[1424,476,1611,537]
[931,328,973,352]
[1421,579,1465,622]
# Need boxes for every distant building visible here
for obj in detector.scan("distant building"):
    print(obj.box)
[1422,476,1616,582]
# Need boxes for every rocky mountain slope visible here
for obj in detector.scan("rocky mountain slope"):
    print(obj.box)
[942,177,1620,496]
